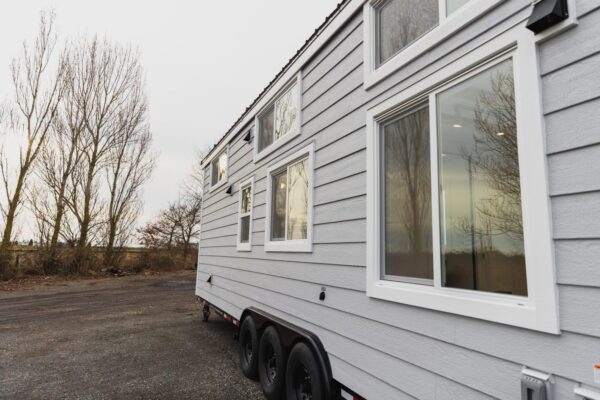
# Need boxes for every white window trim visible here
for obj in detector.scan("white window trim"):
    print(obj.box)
[264,143,314,253]
[253,73,303,163]
[363,0,505,89]
[366,25,559,333]
[236,176,255,252]
[209,145,229,193]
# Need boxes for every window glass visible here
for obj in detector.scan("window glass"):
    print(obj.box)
[377,0,438,66]
[241,186,252,213]
[258,106,275,152]
[446,0,470,15]
[211,150,228,186]
[437,59,527,296]
[271,171,287,240]
[287,159,309,240]
[258,83,298,153]
[275,86,298,141]
[240,216,250,243]
[383,106,433,281]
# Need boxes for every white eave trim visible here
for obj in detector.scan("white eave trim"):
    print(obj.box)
[201,0,366,169]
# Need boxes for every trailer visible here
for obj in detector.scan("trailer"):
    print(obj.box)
[196,0,600,399]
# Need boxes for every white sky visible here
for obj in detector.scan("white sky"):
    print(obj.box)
[0,0,340,240]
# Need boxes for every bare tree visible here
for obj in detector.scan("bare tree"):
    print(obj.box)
[61,38,148,270]
[171,197,202,257]
[0,11,65,275]
[104,104,155,265]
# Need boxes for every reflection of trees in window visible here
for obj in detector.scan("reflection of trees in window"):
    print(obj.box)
[287,159,308,240]
[440,59,526,296]
[271,172,287,240]
[258,107,275,151]
[275,87,298,140]
[377,0,438,66]
[384,106,433,280]
[470,66,523,241]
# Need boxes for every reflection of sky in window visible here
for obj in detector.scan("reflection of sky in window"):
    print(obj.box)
[437,59,524,255]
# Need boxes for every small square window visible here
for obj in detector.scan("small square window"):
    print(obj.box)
[254,75,301,162]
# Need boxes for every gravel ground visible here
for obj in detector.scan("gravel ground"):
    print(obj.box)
[0,271,263,400]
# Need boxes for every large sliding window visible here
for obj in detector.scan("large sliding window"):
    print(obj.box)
[366,30,559,333]
[265,144,314,252]
[254,75,301,162]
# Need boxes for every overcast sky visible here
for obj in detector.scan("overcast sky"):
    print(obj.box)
[0,0,340,239]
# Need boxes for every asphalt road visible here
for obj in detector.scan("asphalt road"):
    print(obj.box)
[0,271,263,400]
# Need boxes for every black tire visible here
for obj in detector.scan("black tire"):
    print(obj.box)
[239,316,259,379]
[286,342,325,400]
[258,326,286,400]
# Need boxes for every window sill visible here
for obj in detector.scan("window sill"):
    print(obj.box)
[264,240,312,253]
[236,243,251,252]
[367,279,559,334]
[363,0,505,89]
[209,178,228,193]
[254,128,301,163]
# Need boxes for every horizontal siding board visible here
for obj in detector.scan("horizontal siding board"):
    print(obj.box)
[539,9,600,75]
[303,43,363,106]
[302,16,363,88]
[314,195,366,224]
[198,257,365,291]
[545,98,600,154]
[315,128,365,169]
[313,218,366,243]
[329,355,418,400]
[577,0,600,17]
[200,242,366,267]
[542,52,600,114]
[559,285,600,337]
[315,150,366,188]
[552,191,600,238]
[314,172,366,205]
[303,66,364,124]
[555,239,600,287]
[548,144,600,195]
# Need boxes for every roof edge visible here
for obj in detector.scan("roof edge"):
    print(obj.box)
[201,0,364,167]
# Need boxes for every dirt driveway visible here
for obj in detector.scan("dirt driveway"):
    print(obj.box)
[0,271,263,400]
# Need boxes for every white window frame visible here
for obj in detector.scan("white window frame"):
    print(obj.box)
[254,74,302,163]
[236,176,255,252]
[209,145,229,192]
[363,0,505,89]
[366,25,559,333]
[264,143,314,253]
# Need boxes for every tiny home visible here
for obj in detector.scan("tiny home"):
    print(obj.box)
[195,0,600,399]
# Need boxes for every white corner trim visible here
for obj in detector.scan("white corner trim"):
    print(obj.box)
[363,0,506,89]
[208,145,230,193]
[201,0,366,169]
[236,176,255,252]
[366,24,559,334]
[254,73,303,163]
[264,143,314,253]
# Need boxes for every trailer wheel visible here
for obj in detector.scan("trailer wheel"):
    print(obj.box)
[286,342,325,400]
[258,326,286,400]
[239,316,259,379]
